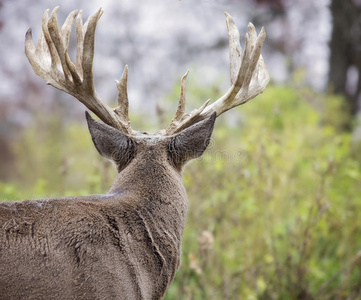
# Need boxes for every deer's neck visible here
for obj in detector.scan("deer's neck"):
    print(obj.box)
[108,158,188,229]
[108,155,187,204]
[105,157,188,297]
[110,160,187,218]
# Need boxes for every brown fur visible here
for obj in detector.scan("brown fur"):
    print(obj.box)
[0,113,216,299]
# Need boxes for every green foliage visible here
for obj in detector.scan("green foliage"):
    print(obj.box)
[165,85,361,299]
[1,84,361,299]
[2,112,116,200]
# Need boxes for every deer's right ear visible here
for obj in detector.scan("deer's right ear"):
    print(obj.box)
[168,112,216,169]
[85,112,134,172]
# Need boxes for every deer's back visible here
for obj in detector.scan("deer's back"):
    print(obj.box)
[0,195,181,299]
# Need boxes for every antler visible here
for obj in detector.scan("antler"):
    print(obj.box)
[25,7,132,134]
[25,8,268,137]
[164,12,270,135]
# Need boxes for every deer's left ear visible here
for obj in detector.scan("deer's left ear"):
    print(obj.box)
[85,112,134,172]
[168,112,216,169]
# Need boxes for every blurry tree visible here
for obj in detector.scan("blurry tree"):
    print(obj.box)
[0,0,13,180]
[254,0,286,16]
[0,0,3,31]
[328,0,361,116]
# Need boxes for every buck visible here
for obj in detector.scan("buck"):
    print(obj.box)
[0,7,269,299]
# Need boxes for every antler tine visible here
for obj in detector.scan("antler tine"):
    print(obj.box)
[164,70,189,134]
[47,7,73,81]
[81,8,101,92]
[61,9,78,56]
[75,10,84,80]
[174,69,189,121]
[42,8,59,70]
[165,12,269,135]
[25,7,132,134]
[114,65,131,132]
[226,13,242,85]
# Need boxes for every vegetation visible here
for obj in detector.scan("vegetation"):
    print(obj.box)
[1,83,361,299]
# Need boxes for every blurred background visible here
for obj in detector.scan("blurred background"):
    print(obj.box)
[1,0,361,299]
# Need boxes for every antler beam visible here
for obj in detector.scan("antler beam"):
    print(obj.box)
[25,7,132,134]
[165,12,270,135]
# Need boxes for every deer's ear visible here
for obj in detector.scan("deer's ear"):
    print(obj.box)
[85,112,134,172]
[168,112,216,169]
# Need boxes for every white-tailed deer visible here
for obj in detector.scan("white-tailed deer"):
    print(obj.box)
[0,7,269,299]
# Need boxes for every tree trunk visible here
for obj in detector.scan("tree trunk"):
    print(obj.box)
[328,0,361,115]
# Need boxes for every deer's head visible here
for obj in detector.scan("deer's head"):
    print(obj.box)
[85,110,216,173]
[24,7,269,174]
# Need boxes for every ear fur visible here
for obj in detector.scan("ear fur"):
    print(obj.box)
[168,112,216,169]
[85,112,134,172]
